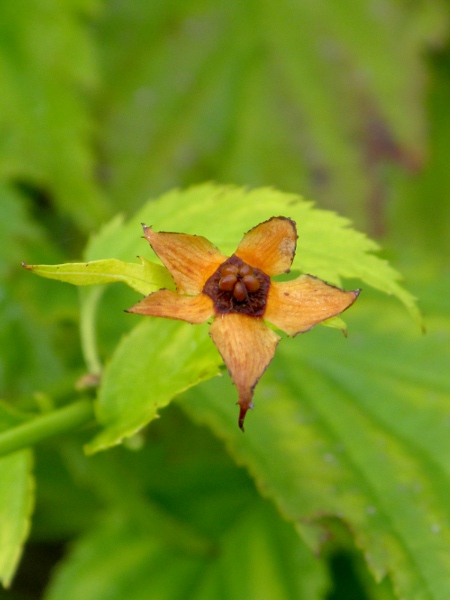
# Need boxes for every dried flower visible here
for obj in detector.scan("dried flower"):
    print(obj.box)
[127,217,360,429]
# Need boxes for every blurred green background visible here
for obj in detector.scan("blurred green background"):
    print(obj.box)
[1,1,450,599]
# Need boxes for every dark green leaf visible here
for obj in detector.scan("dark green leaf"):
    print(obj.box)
[0,0,110,230]
[95,1,446,228]
[180,292,450,600]
[46,410,329,600]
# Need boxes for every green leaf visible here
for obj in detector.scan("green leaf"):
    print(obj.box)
[0,184,43,278]
[0,0,110,230]
[321,315,348,332]
[0,277,72,398]
[23,257,173,295]
[86,184,421,327]
[0,184,81,398]
[45,502,327,600]
[395,53,450,258]
[85,319,221,454]
[95,1,446,228]
[0,405,34,588]
[180,293,450,600]
[46,411,328,600]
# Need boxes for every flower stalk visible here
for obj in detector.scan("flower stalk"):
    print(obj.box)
[0,400,94,458]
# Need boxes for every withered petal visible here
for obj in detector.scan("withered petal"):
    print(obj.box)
[265,275,360,336]
[126,290,214,324]
[143,225,227,295]
[235,217,297,276]
[209,314,280,430]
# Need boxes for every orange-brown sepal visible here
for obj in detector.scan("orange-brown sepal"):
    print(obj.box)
[209,314,280,430]
[235,217,297,276]
[265,275,360,336]
[142,225,226,295]
[127,290,214,324]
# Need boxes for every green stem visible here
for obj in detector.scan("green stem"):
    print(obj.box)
[0,400,94,458]
[79,286,104,375]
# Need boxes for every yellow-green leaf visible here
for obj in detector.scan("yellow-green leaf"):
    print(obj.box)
[23,258,173,295]
[0,405,34,588]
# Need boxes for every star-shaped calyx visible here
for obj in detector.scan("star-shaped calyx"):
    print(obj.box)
[127,217,360,430]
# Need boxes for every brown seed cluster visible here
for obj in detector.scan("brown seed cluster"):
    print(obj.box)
[203,255,270,316]
[218,263,261,302]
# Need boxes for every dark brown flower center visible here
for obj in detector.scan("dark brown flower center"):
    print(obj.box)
[203,255,270,316]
